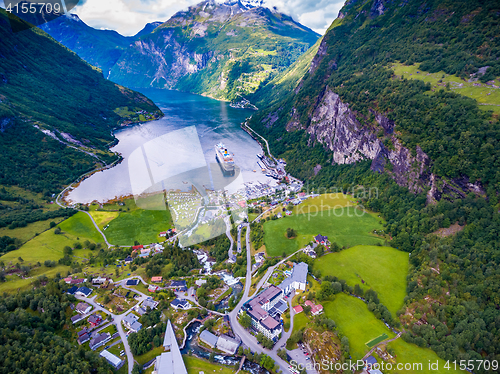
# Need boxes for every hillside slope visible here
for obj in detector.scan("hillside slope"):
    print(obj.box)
[40,14,134,77]
[251,0,500,198]
[248,0,500,369]
[0,9,162,195]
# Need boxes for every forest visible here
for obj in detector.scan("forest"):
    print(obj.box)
[0,282,112,373]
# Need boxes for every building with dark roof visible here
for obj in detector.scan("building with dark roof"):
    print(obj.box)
[314,234,330,246]
[168,280,187,289]
[126,279,139,286]
[75,286,92,297]
[67,286,78,295]
[89,332,111,350]
[170,298,191,311]
[71,314,84,324]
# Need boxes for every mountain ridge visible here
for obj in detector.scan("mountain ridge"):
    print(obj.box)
[41,0,320,102]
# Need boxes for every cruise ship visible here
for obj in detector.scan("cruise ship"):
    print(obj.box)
[215,143,235,172]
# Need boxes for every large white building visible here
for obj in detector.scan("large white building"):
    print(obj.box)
[278,262,308,295]
[243,285,285,340]
[154,320,187,374]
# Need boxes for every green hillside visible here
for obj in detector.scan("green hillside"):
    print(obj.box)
[0,10,163,257]
[247,0,500,370]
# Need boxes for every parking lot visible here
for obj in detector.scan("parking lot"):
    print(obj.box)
[287,346,318,374]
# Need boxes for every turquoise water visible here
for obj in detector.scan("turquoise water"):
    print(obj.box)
[67,89,271,204]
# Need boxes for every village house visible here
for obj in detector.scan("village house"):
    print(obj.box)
[89,332,111,350]
[199,330,218,348]
[170,298,191,311]
[122,313,142,333]
[314,234,330,247]
[305,300,324,316]
[151,276,163,283]
[88,314,102,327]
[75,286,92,297]
[75,302,92,314]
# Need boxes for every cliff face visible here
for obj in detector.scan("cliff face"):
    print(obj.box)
[298,87,431,193]
[281,85,485,200]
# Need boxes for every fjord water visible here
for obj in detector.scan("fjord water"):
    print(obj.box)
[66,89,271,204]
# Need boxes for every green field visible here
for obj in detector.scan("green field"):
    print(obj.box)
[293,193,356,215]
[314,245,408,315]
[263,207,384,256]
[323,294,394,360]
[183,356,241,374]
[59,212,104,243]
[105,209,173,246]
[1,213,100,266]
[366,333,389,348]
[386,339,466,374]
[0,217,66,244]
[0,264,70,293]
[391,63,500,114]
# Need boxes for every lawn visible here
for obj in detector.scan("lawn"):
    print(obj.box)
[314,245,409,315]
[391,62,500,114]
[263,207,384,257]
[183,356,240,374]
[105,209,173,246]
[293,193,356,215]
[135,346,164,366]
[386,339,467,374]
[323,294,394,360]
[366,333,389,348]
[59,212,104,243]
[293,311,309,333]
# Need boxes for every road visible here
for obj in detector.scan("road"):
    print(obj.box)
[228,222,292,374]
[76,279,150,374]
[225,216,235,261]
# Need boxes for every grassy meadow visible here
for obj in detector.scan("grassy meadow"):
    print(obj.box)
[391,63,500,114]
[292,193,356,214]
[263,206,384,256]
[385,339,466,374]
[314,245,409,315]
[323,294,395,360]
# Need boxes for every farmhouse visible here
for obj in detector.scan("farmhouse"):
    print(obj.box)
[305,300,323,316]
[314,234,330,247]
[75,302,92,314]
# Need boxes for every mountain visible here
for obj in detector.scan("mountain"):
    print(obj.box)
[40,14,135,77]
[43,0,319,102]
[248,0,500,367]
[0,9,162,195]
[133,21,163,39]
